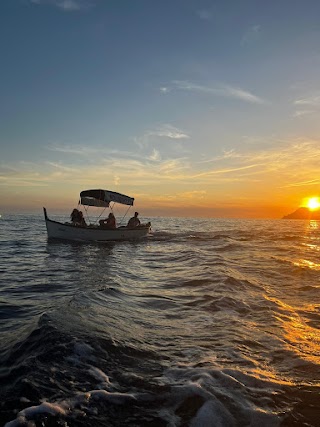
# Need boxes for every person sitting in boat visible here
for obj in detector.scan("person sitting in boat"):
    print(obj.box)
[99,212,116,229]
[70,209,86,226]
[71,208,79,224]
[127,212,140,228]
[77,210,87,227]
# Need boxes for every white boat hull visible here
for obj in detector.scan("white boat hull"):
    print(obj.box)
[43,208,151,242]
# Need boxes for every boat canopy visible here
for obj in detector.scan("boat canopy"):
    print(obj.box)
[80,189,134,207]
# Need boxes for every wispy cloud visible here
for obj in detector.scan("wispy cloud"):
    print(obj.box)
[134,124,190,149]
[30,0,93,11]
[46,161,78,172]
[148,124,190,140]
[293,94,320,118]
[282,179,320,188]
[293,109,316,118]
[159,158,189,175]
[47,144,101,155]
[193,163,262,179]
[199,149,243,163]
[58,0,83,11]
[148,149,161,161]
[0,152,191,191]
[0,177,49,187]
[160,87,170,94]
[294,95,320,107]
[0,161,49,187]
[196,9,213,21]
[186,138,320,188]
[172,80,266,104]
[241,25,261,46]
[47,144,173,166]
[180,190,207,199]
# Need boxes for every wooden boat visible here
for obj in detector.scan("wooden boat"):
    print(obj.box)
[43,189,151,242]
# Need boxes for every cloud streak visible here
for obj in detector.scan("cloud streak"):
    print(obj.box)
[171,80,266,104]
[294,95,320,107]
[293,94,320,117]
[148,125,190,140]
[293,109,316,118]
[193,163,262,179]
[282,179,320,188]
[134,124,190,150]
[30,0,93,11]
[46,162,79,172]
[47,144,101,155]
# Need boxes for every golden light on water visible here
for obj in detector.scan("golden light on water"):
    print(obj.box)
[266,293,320,368]
[278,220,320,367]
[293,259,320,270]
[283,313,320,366]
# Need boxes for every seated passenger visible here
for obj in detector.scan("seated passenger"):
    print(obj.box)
[70,209,86,226]
[127,212,140,228]
[78,211,87,227]
[71,208,80,225]
[99,212,116,229]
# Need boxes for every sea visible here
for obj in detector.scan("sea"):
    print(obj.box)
[1,214,320,427]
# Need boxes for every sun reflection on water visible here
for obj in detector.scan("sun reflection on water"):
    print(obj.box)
[293,259,320,270]
[284,315,320,366]
[293,220,320,269]
[278,220,320,367]
[309,220,319,229]
[266,297,320,368]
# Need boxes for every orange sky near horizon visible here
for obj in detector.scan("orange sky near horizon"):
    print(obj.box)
[1,185,319,219]
[2,136,320,218]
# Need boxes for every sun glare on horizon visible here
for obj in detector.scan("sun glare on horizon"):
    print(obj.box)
[306,197,320,211]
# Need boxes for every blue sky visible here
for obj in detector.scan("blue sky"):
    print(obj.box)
[1,0,320,217]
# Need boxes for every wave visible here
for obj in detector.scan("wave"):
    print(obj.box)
[1,215,320,426]
[3,325,287,427]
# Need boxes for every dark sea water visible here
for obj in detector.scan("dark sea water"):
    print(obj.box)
[1,214,320,427]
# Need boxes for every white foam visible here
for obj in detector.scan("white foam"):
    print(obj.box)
[190,399,235,427]
[66,341,97,365]
[89,366,111,387]
[4,402,68,427]
[90,389,137,404]
[162,366,283,426]
[4,387,139,427]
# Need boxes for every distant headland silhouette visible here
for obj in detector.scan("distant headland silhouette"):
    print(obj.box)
[283,207,320,219]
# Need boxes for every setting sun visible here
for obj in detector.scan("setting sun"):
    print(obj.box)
[306,197,320,210]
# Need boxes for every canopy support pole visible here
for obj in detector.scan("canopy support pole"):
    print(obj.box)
[118,206,132,226]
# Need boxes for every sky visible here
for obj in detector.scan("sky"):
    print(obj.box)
[1,0,320,218]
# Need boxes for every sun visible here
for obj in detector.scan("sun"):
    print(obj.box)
[306,197,320,211]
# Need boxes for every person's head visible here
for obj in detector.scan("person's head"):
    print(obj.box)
[134,212,139,217]
[109,212,114,218]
